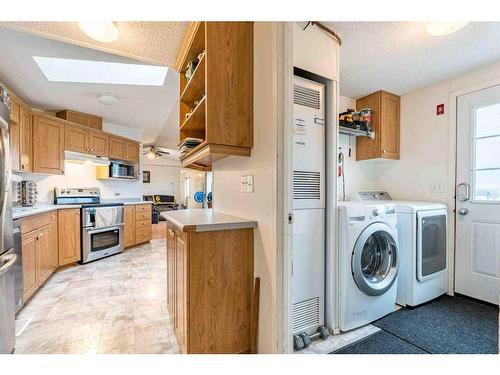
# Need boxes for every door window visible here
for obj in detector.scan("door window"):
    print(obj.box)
[473,103,500,201]
[360,231,395,284]
[91,229,120,252]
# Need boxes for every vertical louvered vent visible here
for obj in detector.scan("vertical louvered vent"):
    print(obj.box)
[293,171,321,200]
[293,85,320,109]
[292,297,320,333]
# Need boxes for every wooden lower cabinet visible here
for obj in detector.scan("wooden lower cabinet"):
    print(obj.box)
[165,220,254,353]
[20,212,58,301]
[124,204,152,248]
[58,209,81,266]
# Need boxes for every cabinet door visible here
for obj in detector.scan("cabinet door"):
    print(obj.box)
[380,91,400,159]
[37,225,52,285]
[19,106,32,172]
[10,98,20,123]
[109,137,126,160]
[9,110,20,172]
[58,209,81,266]
[32,115,65,174]
[166,223,176,319]
[175,230,188,353]
[64,124,88,153]
[48,212,59,269]
[123,206,136,247]
[88,131,109,157]
[125,141,139,162]
[356,91,382,161]
[21,231,38,301]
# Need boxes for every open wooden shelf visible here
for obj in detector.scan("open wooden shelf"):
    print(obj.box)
[179,96,206,140]
[179,52,205,106]
[175,22,253,171]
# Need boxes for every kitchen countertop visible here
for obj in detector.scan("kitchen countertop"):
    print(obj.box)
[12,200,152,219]
[160,209,257,232]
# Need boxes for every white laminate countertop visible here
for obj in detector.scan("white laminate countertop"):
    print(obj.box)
[160,209,257,232]
[12,200,152,219]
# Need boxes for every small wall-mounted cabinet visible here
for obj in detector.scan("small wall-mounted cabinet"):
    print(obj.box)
[32,114,65,174]
[56,109,103,130]
[65,123,110,157]
[356,90,400,161]
[109,136,139,162]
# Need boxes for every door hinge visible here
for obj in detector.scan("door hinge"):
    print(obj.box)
[288,213,294,224]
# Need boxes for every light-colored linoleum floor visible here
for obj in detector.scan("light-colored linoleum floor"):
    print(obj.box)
[14,238,180,354]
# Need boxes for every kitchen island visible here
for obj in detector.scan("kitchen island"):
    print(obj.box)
[160,209,257,354]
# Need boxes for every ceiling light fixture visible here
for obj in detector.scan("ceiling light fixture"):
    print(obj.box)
[78,21,119,43]
[97,93,118,105]
[426,22,469,36]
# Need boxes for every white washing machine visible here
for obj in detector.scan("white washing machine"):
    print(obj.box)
[338,202,399,331]
[353,191,448,306]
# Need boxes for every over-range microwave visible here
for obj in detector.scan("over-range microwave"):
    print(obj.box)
[109,161,135,179]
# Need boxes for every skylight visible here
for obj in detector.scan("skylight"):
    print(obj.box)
[33,56,168,86]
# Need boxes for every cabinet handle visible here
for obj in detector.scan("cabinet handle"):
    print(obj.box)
[21,164,25,170]
[168,229,174,236]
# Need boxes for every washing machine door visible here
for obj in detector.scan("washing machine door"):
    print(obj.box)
[352,222,399,296]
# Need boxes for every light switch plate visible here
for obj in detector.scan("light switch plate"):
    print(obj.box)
[241,175,254,193]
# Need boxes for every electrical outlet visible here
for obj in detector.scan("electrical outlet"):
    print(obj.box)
[240,175,254,193]
[431,181,444,193]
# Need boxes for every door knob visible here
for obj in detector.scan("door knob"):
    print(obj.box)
[458,208,469,215]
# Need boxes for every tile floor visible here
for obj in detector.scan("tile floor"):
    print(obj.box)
[14,238,180,354]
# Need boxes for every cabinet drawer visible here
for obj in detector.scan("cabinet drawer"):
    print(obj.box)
[136,226,152,243]
[136,219,151,229]
[21,212,51,234]
[135,211,151,221]
[135,204,152,213]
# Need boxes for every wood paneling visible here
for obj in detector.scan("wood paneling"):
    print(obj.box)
[56,109,102,130]
[165,219,254,354]
[124,206,136,248]
[356,90,400,161]
[32,114,65,174]
[58,209,81,266]
[19,106,32,172]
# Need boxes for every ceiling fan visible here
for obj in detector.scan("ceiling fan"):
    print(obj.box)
[142,144,170,158]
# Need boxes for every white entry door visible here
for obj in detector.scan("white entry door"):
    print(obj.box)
[456,85,500,305]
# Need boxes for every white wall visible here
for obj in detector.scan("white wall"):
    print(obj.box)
[212,22,279,353]
[142,157,181,202]
[372,60,500,204]
[337,95,380,200]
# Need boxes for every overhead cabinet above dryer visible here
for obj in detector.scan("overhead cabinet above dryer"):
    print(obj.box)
[356,90,400,161]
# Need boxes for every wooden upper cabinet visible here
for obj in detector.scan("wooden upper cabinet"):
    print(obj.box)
[32,114,65,174]
[19,106,32,172]
[58,209,81,266]
[109,136,139,162]
[65,124,110,157]
[56,109,102,130]
[9,100,21,171]
[356,90,400,161]
[65,124,88,153]
[88,131,109,156]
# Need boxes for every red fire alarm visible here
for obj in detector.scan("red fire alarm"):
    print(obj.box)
[437,104,445,115]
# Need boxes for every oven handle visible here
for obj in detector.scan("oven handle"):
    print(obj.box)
[84,224,124,234]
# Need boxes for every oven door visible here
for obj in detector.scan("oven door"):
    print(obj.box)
[82,225,124,263]
[416,209,447,282]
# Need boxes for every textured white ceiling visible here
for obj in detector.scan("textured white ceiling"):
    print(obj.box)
[0,27,180,146]
[326,22,500,98]
[1,21,188,66]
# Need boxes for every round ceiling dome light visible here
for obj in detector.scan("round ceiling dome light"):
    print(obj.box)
[78,21,119,43]
[97,93,118,105]
[426,21,469,36]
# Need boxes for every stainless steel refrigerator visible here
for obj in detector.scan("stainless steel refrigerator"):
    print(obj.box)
[0,84,15,354]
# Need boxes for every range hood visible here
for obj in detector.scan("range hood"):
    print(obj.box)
[64,151,110,166]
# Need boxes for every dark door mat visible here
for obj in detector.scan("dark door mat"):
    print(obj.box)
[373,295,499,354]
[332,331,428,354]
